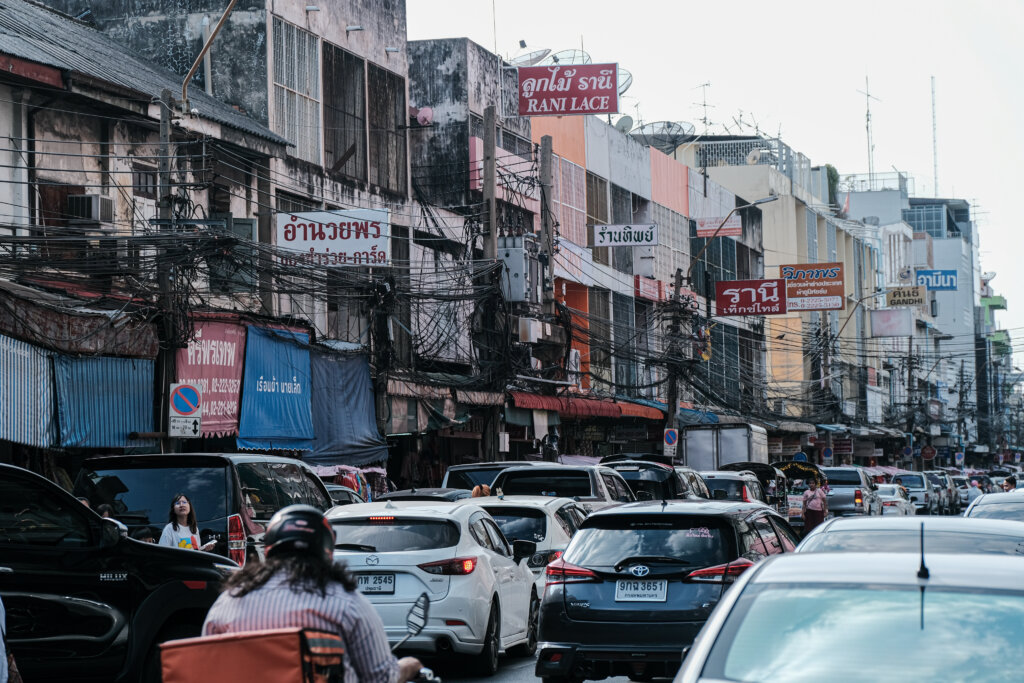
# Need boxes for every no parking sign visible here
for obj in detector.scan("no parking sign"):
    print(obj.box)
[664,428,678,460]
[168,383,203,438]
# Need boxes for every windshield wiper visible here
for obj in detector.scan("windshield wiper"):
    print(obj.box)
[614,555,690,571]
[335,543,377,552]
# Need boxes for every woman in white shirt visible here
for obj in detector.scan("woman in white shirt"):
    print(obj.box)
[159,493,214,551]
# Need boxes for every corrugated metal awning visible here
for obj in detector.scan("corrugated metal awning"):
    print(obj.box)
[0,333,56,447]
[388,379,449,399]
[455,389,505,406]
[509,392,621,419]
[53,355,156,448]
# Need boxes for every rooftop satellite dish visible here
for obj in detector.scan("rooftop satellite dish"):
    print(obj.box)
[510,48,551,66]
[542,49,591,65]
[617,68,633,95]
[630,121,695,155]
[416,106,433,126]
[614,115,634,134]
[745,148,762,165]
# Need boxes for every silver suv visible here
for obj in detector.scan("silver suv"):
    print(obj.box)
[491,465,635,512]
[891,471,937,515]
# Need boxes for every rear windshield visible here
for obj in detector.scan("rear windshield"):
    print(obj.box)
[615,467,676,498]
[482,507,547,543]
[821,469,861,485]
[800,529,1024,556]
[333,518,459,552]
[74,464,230,527]
[952,477,967,487]
[704,479,745,500]
[876,485,900,496]
[925,473,944,486]
[566,515,732,567]
[495,471,593,498]
[446,468,504,490]
[894,474,925,488]
[967,503,1024,522]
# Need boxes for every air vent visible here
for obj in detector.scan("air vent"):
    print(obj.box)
[67,194,114,225]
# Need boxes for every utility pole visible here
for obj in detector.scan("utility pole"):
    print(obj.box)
[906,335,915,467]
[957,359,966,451]
[539,135,555,315]
[481,104,499,462]
[157,89,177,453]
[664,268,685,435]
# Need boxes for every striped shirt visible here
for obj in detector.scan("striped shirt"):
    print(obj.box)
[203,573,398,683]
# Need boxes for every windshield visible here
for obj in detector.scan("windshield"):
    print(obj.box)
[702,584,1024,682]
[566,515,732,567]
[925,473,944,486]
[74,464,230,526]
[332,518,459,552]
[615,467,675,498]
[967,504,1024,522]
[704,479,745,500]
[799,529,1024,556]
[483,507,547,543]
[495,471,594,498]
[821,469,861,485]
[894,474,925,488]
[445,468,505,489]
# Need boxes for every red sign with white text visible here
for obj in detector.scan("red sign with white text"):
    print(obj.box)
[715,279,788,316]
[517,64,619,116]
[695,215,742,238]
[175,321,245,437]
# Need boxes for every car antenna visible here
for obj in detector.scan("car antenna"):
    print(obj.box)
[917,522,929,580]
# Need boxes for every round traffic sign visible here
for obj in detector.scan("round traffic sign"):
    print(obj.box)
[902,446,913,457]
[171,384,201,416]
[793,452,808,462]
[921,445,937,461]
[664,429,678,446]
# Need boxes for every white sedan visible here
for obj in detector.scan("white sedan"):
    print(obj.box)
[876,483,915,515]
[328,501,538,676]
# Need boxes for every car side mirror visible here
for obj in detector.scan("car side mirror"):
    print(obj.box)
[100,518,123,548]
[712,489,729,500]
[512,539,537,563]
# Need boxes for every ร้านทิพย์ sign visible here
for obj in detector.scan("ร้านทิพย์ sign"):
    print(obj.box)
[780,262,844,311]
[276,209,389,266]
[916,269,958,291]
[714,279,788,316]
[592,224,658,247]
[517,63,618,116]
[885,285,926,307]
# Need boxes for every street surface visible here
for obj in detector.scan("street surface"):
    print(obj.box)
[436,654,639,683]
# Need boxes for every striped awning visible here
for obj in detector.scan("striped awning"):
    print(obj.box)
[53,355,156,448]
[0,333,56,447]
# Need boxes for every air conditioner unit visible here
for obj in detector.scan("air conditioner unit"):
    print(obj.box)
[773,399,786,414]
[567,348,583,390]
[67,194,114,225]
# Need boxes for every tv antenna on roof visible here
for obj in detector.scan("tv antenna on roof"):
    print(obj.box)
[692,82,714,134]
[857,76,881,186]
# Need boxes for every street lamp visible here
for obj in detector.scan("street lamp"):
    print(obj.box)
[686,195,778,283]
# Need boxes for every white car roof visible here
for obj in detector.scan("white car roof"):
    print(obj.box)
[813,515,1024,536]
[326,500,484,522]
[456,495,577,510]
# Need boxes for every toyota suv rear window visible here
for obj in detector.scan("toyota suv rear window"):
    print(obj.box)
[496,471,593,498]
[566,515,733,567]
[333,518,459,552]
[74,464,230,527]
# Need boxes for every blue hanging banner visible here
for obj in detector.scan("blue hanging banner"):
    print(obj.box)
[237,326,314,451]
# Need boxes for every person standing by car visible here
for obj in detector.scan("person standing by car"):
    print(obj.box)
[802,478,828,534]
[968,480,984,503]
[159,493,215,551]
[1002,475,1017,492]
[202,505,423,683]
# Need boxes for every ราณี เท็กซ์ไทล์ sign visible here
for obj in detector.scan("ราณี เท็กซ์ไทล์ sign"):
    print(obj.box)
[517,63,618,116]
[714,279,788,316]
[780,262,845,311]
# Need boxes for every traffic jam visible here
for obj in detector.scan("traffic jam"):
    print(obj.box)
[3,424,1024,682]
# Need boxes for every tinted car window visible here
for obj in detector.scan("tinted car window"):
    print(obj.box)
[332,518,459,551]
[566,515,733,567]
[75,464,230,527]
[613,466,677,499]
[269,463,307,507]
[769,517,799,552]
[483,518,511,556]
[801,529,1024,555]
[822,469,862,485]
[894,474,925,488]
[751,515,783,555]
[497,471,593,498]
[0,479,94,547]
[554,505,577,536]
[446,468,503,490]
[469,517,495,550]
[483,506,547,543]
[236,462,280,520]
[967,503,1024,521]
[301,471,331,510]
[704,479,745,500]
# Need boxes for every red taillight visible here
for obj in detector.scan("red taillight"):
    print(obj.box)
[741,485,752,503]
[924,493,930,502]
[854,489,863,506]
[227,513,246,567]
[368,516,395,522]
[685,558,754,583]
[545,557,600,585]
[418,556,477,575]
[883,501,897,506]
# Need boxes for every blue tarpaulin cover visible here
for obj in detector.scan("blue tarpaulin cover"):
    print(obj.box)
[53,355,155,448]
[305,351,389,467]
[237,327,314,451]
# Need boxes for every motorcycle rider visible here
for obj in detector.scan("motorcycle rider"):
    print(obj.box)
[202,504,422,683]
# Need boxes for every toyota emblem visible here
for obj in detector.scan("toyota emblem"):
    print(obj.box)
[629,565,650,577]
[365,555,380,566]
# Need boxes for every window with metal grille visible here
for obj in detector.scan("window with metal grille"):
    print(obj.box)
[589,288,612,384]
[368,63,407,195]
[586,171,609,263]
[132,165,158,200]
[208,214,257,294]
[323,42,366,182]
[272,17,320,164]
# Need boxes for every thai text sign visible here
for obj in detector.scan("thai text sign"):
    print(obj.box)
[695,215,742,238]
[886,286,925,307]
[780,262,844,311]
[517,64,618,116]
[276,209,389,266]
[593,223,657,247]
[916,269,958,291]
[715,279,787,316]
[175,321,245,437]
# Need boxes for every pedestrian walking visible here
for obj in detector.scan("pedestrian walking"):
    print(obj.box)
[159,493,215,551]
[967,480,983,503]
[801,478,828,535]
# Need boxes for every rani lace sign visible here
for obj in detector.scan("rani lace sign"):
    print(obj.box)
[517,64,619,116]
[715,279,788,316]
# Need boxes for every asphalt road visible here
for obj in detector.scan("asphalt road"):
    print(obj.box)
[426,652,652,683]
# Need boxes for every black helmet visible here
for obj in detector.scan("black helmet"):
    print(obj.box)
[264,504,335,562]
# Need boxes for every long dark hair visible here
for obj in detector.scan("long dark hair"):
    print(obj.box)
[223,553,357,598]
[168,493,198,534]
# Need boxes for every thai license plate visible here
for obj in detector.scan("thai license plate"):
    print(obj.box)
[614,579,667,602]
[357,573,395,594]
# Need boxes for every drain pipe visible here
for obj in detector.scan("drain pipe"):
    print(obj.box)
[182,0,238,112]
[201,16,214,95]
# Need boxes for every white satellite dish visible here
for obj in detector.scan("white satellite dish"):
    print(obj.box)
[617,68,633,95]
[542,49,592,65]
[416,106,433,126]
[745,148,762,165]
[897,266,913,282]
[510,48,551,66]
[613,115,634,134]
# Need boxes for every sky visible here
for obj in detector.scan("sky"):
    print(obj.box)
[407,0,1024,349]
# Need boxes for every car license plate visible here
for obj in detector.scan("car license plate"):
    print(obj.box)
[614,579,667,602]
[357,573,395,594]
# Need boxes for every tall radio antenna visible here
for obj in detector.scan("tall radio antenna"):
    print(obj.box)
[857,76,880,188]
[931,76,939,197]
